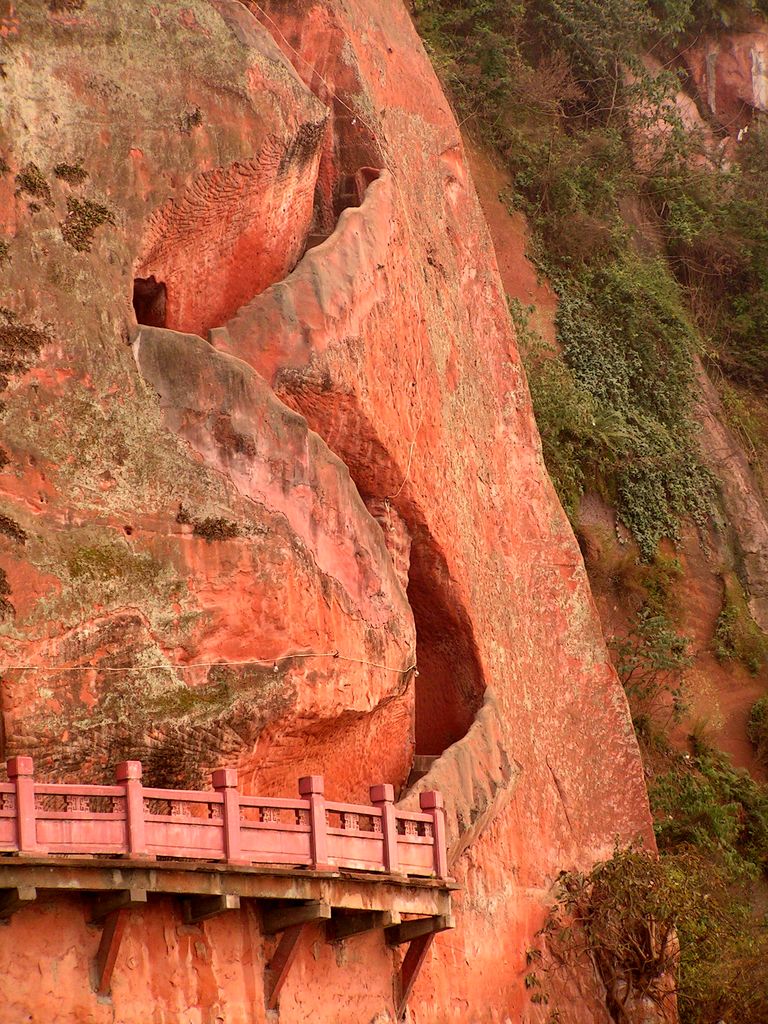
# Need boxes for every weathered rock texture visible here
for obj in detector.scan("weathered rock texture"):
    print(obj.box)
[685,20,768,133]
[0,1,652,1021]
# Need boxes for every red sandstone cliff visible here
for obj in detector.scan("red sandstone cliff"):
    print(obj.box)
[0,1,653,1020]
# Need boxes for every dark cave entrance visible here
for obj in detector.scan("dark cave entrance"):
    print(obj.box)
[406,537,485,757]
[132,276,167,328]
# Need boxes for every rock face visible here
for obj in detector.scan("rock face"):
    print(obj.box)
[685,22,768,133]
[0,1,653,1021]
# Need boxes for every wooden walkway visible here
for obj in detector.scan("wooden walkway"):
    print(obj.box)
[0,758,454,1016]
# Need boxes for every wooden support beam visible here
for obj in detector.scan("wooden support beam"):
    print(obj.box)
[182,893,240,924]
[0,885,36,921]
[94,910,128,996]
[396,933,436,1019]
[91,887,147,923]
[265,923,307,1010]
[326,909,400,942]
[385,914,454,947]
[261,900,331,935]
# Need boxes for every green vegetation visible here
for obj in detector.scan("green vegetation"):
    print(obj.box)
[528,743,768,1023]
[413,0,768,558]
[60,196,115,252]
[14,162,52,208]
[176,505,241,542]
[541,840,768,1024]
[0,567,13,620]
[178,106,203,133]
[713,574,768,673]
[413,5,768,1020]
[748,695,768,764]
[0,513,27,545]
[649,120,768,390]
[652,740,768,874]
[53,161,88,186]
[193,516,240,542]
[0,308,48,391]
[612,605,692,734]
[66,543,163,593]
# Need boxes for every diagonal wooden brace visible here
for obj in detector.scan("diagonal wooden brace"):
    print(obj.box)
[90,889,147,996]
[94,909,128,996]
[0,885,36,921]
[265,922,308,1011]
[396,933,436,1019]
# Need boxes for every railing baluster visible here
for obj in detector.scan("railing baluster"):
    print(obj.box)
[115,761,148,859]
[7,757,40,854]
[298,776,331,872]
[3,756,448,880]
[420,791,448,879]
[211,767,246,866]
[370,784,399,875]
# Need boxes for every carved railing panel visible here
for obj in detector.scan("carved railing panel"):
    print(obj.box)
[0,758,448,879]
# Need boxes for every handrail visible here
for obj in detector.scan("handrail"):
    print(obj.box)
[0,757,448,880]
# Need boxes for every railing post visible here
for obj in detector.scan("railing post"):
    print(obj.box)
[298,775,331,872]
[116,761,148,859]
[7,756,40,854]
[420,790,448,879]
[370,783,399,875]
[212,767,247,866]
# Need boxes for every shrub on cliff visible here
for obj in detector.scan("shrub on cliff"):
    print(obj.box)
[649,119,768,391]
[536,742,768,1024]
[712,574,768,674]
[538,841,768,1024]
[415,0,719,559]
[518,254,716,557]
[651,743,768,875]
[748,696,768,765]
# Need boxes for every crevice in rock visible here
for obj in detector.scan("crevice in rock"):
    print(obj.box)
[407,530,485,756]
[132,126,327,338]
[239,1,385,251]
[132,275,167,328]
[261,382,486,762]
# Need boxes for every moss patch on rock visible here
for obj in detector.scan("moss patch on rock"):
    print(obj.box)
[0,309,48,390]
[0,513,27,544]
[713,574,768,675]
[48,0,86,11]
[177,504,241,541]
[193,516,240,542]
[748,696,768,766]
[27,651,296,788]
[0,567,13,619]
[60,196,114,251]
[15,163,53,207]
[53,161,88,186]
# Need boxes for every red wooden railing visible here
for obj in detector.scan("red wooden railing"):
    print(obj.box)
[0,758,448,879]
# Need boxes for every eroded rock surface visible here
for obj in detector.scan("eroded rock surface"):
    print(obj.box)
[0,1,652,1021]
[686,21,768,132]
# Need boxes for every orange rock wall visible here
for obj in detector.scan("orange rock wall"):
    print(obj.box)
[0,1,652,1021]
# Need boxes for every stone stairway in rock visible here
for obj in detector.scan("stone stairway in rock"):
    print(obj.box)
[302,231,329,254]
[405,755,438,790]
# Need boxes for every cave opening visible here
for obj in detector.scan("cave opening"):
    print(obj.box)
[406,537,485,758]
[132,276,167,328]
